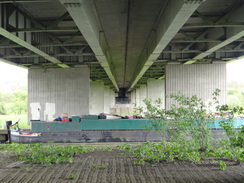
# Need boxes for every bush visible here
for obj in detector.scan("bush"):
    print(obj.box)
[143,89,221,152]
[0,90,27,115]
[0,102,6,115]
[9,101,27,115]
[218,105,244,148]
[134,89,244,169]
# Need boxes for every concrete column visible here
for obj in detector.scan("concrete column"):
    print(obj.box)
[90,81,104,114]
[133,91,136,106]
[131,91,136,106]
[140,85,147,108]
[28,67,90,122]
[135,88,141,108]
[110,89,115,108]
[165,63,227,110]
[147,78,165,108]
[104,86,110,113]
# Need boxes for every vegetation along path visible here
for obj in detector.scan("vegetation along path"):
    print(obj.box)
[0,143,243,183]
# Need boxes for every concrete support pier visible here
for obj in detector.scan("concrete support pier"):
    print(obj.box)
[28,67,90,122]
[165,62,227,109]
[130,79,165,110]
[147,79,165,108]
[90,81,105,115]
[90,81,115,115]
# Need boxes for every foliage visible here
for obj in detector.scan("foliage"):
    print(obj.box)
[9,101,27,115]
[143,89,220,152]
[116,143,132,152]
[227,95,241,108]
[22,165,31,172]
[91,163,106,169]
[117,141,201,164]
[0,92,10,115]
[8,91,27,115]
[227,89,237,95]
[0,114,29,129]
[101,145,113,152]
[116,140,244,170]
[227,81,244,108]
[212,139,244,162]
[98,164,106,169]
[68,173,76,180]
[0,102,6,115]
[217,104,244,148]
[218,160,227,171]
[0,89,27,115]
[0,143,96,167]
[127,89,244,170]
[228,81,244,93]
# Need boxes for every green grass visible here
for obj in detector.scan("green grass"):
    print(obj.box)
[0,114,29,129]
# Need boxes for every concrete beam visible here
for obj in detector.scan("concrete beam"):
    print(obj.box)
[129,0,204,90]
[226,55,244,63]
[0,42,88,48]
[183,22,244,28]
[60,0,119,91]
[10,27,79,33]
[47,12,70,29]
[0,28,69,68]
[191,28,244,61]
[0,58,28,69]
[0,0,49,2]
[185,1,244,64]
[4,52,94,58]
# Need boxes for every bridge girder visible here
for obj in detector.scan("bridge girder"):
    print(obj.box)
[0,0,243,90]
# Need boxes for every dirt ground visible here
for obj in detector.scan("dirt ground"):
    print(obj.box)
[0,146,243,183]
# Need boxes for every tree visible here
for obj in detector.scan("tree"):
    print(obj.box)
[9,91,27,114]
[228,95,241,108]
[0,102,6,115]
[0,92,7,115]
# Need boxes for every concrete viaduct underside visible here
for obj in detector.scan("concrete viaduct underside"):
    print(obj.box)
[0,0,243,120]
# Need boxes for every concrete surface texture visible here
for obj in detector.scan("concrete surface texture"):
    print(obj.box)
[28,67,90,122]
[90,81,105,115]
[165,63,227,110]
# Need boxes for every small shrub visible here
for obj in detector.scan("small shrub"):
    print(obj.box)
[22,166,30,172]
[131,89,244,169]
[1,143,96,166]
[68,173,76,180]
[98,164,106,169]
[219,161,227,171]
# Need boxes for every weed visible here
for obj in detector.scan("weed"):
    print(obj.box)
[0,143,96,166]
[98,164,106,169]
[116,143,131,152]
[22,165,30,172]
[92,163,106,169]
[218,160,227,171]
[102,145,113,152]
[68,173,76,180]
[128,90,244,169]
